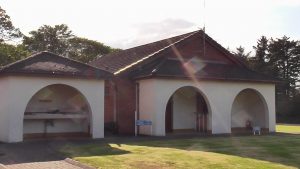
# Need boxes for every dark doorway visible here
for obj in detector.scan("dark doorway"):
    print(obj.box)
[165,86,209,134]
[165,98,173,133]
[196,94,208,132]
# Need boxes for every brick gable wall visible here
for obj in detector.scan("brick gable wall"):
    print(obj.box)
[167,34,236,64]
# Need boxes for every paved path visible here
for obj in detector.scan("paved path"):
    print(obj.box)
[5,160,83,169]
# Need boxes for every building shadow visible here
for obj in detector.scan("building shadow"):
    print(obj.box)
[0,138,129,165]
[0,133,299,168]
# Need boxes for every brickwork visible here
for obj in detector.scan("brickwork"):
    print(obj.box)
[104,80,115,123]
[168,34,236,64]
[104,77,136,135]
[114,77,136,135]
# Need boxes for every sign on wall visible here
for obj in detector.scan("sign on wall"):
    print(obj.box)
[136,120,152,126]
[135,120,153,136]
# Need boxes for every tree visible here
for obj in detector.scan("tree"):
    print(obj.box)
[233,46,251,64]
[247,36,300,117]
[0,43,29,66]
[252,36,268,68]
[23,24,73,55]
[250,36,277,76]
[67,37,113,63]
[0,6,22,42]
[268,36,300,99]
[22,24,119,63]
[0,6,27,66]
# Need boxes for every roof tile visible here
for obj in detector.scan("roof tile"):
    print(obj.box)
[0,51,111,79]
[90,31,197,73]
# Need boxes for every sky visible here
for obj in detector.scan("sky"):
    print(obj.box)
[1,0,300,53]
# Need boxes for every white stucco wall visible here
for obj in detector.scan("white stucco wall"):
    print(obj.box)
[138,78,276,136]
[172,88,197,130]
[0,76,105,142]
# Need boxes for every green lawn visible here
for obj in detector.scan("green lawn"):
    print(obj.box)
[276,124,300,134]
[62,124,300,169]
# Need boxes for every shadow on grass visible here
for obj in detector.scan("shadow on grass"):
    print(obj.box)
[0,139,129,165]
[1,133,299,168]
[63,133,300,168]
[62,143,130,157]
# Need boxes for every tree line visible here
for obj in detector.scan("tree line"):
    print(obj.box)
[0,6,119,65]
[234,36,300,122]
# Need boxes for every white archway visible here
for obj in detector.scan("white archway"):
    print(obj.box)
[231,88,269,133]
[0,76,105,143]
[165,86,211,134]
[23,84,93,139]
[138,78,275,136]
[138,79,214,136]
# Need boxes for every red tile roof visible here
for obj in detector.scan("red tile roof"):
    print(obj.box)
[91,30,277,83]
[90,31,198,74]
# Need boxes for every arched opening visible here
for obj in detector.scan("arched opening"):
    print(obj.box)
[165,86,210,134]
[231,89,269,134]
[23,84,92,139]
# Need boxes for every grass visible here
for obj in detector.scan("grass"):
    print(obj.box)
[276,124,300,134]
[61,124,300,169]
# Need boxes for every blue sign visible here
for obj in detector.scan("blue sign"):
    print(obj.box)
[136,120,152,126]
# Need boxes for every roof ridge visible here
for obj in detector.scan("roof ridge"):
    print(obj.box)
[123,30,198,50]
[203,33,247,68]
[0,51,43,71]
[48,51,110,72]
[1,51,110,73]
[114,30,200,74]
[93,30,198,62]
